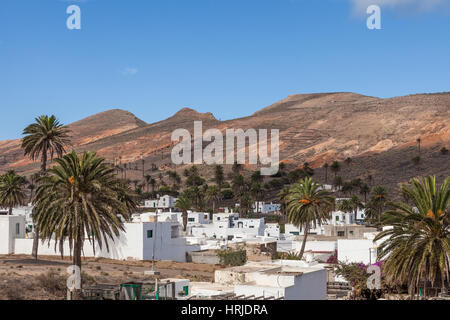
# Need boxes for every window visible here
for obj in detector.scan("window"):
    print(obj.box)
[349,231,354,235]
[16,223,20,235]
[337,231,345,237]
[188,218,195,222]
[147,230,153,238]
[290,231,300,236]
[249,226,254,228]
[335,216,340,221]
[217,217,221,221]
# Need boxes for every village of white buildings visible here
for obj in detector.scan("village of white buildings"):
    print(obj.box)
[0,187,389,300]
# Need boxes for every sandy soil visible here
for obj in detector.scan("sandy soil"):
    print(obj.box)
[0,254,224,300]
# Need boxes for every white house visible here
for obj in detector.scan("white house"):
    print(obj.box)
[11,219,201,262]
[253,202,281,214]
[283,223,325,238]
[264,224,280,238]
[213,260,327,300]
[191,213,273,240]
[144,195,178,209]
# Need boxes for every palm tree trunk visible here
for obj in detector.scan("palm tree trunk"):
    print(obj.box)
[32,153,47,260]
[72,233,83,300]
[182,210,188,232]
[59,240,64,260]
[8,207,12,216]
[298,226,309,261]
[31,228,40,259]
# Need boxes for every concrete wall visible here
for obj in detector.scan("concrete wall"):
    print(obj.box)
[337,239,377,264]
[0,216,26,254]
[186,250,220,264]
[291,269,327,300]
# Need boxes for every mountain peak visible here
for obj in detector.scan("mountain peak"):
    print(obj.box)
[170,107,217,121]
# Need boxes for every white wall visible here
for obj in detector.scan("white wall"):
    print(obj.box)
[289,269,327,300]
[14,221,200,263]
[0,216,26,254]
[337,239,377,264]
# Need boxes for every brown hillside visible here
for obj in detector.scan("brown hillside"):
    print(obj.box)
[0,92,448,193]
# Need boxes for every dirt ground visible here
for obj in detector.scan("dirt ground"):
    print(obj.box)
[0,254,224,300]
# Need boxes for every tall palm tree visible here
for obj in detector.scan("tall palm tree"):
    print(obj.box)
[375,176,450,298]
[205,185,221,213]
[150,178,156,193]
[22,115,70,259]
[250,183,263,213]
[323,163,329,184]
[302,162,314,177]
[175,196,192,232]
[33,150,135,297]
[337,199,353,214]
[0,171,27,215]
[214,165,224,188]
[371,186,388,224]
[27,182,36,203]
[330,161,340,178]
[278,187,290,216]
[359,183,370,203]
[286,177,335,260]
[144,174,152,192]
[350,195,364,222]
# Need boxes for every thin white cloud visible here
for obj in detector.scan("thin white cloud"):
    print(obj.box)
[121,67,139,76]
[350,0,449,13]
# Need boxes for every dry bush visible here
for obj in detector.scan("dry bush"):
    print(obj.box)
[35,270,67,297]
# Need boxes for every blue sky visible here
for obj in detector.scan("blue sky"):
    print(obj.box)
[0,0,449,140]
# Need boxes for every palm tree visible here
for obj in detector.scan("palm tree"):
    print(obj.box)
[337,199,353,214]
[359,183,370,203]
[232,162,242,175]
[251,170,263,184]
[302,162,314,177]
[205,185,221,213]
[278,187,290,216]
[330,161,340,178]
[22,115,70,260]
[250,183,263,213]
[333,176,343,192]
[350,195,364,222]
[33,150,134,298]
[323,163,329,183]
[345,157,352,167]
[175,197,192,232]
[375,176,450,298]
[286,177,335,260]
[371,186,388,225]
[27,182,36,203]
[0,171,27,215]
[150,178,156,193]
[214,165,224,188]
[239,193,253,217]
[144,174,152,192]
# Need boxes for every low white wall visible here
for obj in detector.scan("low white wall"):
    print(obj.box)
[337,239,376,264]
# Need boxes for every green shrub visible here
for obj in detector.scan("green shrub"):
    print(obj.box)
[217,247,247,266]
